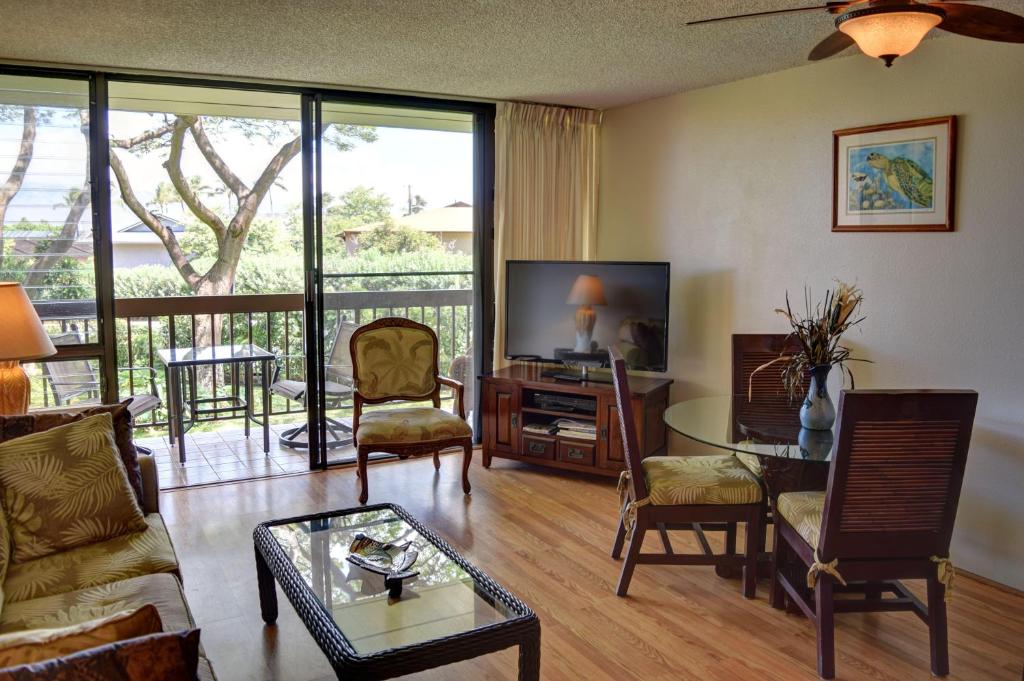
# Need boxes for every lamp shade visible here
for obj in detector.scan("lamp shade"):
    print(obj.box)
[0,283,57,361]
[566,274,607,306]
[838,9,942,61]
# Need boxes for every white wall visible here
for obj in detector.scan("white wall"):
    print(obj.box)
[598,37,1024,589]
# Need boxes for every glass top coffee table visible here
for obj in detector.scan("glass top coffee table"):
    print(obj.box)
[253,504,540,680]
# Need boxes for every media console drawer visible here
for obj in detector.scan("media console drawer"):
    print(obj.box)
[521,435,556,460]
[558,439,595,466]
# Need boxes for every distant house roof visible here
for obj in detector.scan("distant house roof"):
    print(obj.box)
[119,214,185,233]
[113,214,185,245]
[345,202,472,235]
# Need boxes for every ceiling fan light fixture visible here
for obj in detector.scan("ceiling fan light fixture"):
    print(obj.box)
[837,5,944,67]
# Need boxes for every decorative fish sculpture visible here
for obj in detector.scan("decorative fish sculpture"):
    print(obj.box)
[347,533,419,597]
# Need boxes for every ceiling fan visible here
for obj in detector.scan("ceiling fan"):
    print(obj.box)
[688,0,1024,67]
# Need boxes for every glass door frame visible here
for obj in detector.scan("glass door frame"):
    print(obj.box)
[304,92,495,470]
[1,61,494,465]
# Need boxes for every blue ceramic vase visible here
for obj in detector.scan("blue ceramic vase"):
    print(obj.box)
[800,364,836,431]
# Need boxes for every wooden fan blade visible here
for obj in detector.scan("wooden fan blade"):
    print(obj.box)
[935,3,1024,42]
[687,3,849,26]
[808,30,856,60]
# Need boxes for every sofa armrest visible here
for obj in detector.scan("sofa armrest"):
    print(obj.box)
[138,454,160,514]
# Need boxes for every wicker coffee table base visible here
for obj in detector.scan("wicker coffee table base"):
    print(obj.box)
[254,504,541,680]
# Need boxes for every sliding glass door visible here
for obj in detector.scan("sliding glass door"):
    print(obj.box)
[306,96,490,467]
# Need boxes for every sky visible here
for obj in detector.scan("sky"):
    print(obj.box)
[0,106,474,232]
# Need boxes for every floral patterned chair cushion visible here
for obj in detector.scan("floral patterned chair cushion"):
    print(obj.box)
[4,515,179,603]
[356,408,472,446]
[0,414,147,564]
[642,454,763,506]
[775,491,825,550]
[352,326,437,400]
[0,573,191,634]
[735,451,764,478]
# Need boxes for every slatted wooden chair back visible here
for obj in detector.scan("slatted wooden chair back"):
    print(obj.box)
[609,345,648,502]
[819,390,978,561]
[731,333,801,398]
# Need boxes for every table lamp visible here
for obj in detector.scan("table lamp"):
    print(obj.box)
[566,274,606,353]
[0,282,57,415]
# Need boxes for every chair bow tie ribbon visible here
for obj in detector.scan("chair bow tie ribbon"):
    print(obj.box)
[931,556,956,603]
[616,470,651,532]
[806,552,848,589]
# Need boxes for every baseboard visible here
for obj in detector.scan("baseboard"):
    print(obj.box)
[959,568,1024,597]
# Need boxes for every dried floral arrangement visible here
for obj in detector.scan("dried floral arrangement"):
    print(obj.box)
[750,282,868,401]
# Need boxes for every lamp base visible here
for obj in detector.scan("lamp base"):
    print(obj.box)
[574,305,596,353]
[0,361,30,416]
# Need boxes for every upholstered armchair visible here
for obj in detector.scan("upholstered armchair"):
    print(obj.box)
[349,317,473,504]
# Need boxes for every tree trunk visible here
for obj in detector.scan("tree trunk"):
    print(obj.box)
[0,107,38,271]
[24,111,91,290]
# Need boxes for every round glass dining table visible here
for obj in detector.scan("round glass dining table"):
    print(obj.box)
[663,395,834,496]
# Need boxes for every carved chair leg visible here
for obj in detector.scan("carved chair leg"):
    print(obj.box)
[657,523,673,554]
[611,511,627,559]
[461,442,472,494]
[357,447,369,505]
[433,450,441,471]
[742,507,762,599]
[769,516,786,609]
[815,577,836,679]
[615,523,646,597]
[927,573,950,676]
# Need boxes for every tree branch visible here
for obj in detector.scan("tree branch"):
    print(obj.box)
[0,106,38,270]
[232,134,302,234]
[25,110,91,288]
[110,121,175,149]
[165,116,227,240]
[189,119,249,199]
[109,147,200,288]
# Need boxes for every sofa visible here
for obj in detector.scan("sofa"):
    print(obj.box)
[0,411,216,679]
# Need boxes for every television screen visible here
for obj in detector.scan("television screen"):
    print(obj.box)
[505,260,670,372]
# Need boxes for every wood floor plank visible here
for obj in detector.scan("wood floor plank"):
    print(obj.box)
[161,454,1024,681]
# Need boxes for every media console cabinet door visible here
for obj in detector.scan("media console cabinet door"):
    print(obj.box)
[484,380,520,454]
[598,397,640,470]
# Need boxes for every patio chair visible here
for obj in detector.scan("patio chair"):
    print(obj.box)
[43,332,162,422]
[269,321,356,450]
[770,389,978,679]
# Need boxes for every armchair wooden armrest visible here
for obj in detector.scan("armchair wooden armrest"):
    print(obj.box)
[437,376,465,419]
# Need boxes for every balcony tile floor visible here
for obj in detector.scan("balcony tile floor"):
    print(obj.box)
[135,422,355,489]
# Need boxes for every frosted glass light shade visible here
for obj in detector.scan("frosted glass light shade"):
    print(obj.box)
[0,283,56,361]
[839,10,942,61]
[566,275,607,306]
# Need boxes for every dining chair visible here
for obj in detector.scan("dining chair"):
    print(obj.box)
[769,389,978,679]
[609,345,764,598]
[350,317,472,504]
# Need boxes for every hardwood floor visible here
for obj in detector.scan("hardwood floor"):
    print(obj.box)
[161,452,1024,681]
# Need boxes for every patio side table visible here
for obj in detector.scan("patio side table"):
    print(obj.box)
[157,344,275,463]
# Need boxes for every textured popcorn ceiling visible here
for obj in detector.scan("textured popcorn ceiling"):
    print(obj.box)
[0,0,1013,109]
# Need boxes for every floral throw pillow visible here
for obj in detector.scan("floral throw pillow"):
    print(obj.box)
[0,629,200,681]
[0,605,163,667]
[0,402,144,505]
[0,413,148,564]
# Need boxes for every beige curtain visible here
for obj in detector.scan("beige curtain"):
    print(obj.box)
[493,101,603,369]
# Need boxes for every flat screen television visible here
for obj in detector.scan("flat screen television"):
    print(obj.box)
[505,260,670,373]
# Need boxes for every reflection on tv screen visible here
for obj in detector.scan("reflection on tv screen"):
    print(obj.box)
[505,261,669,372]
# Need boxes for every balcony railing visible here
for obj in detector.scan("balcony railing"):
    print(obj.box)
[30,279,473,430]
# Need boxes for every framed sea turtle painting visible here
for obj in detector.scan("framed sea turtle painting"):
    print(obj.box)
[833,116,956,232]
